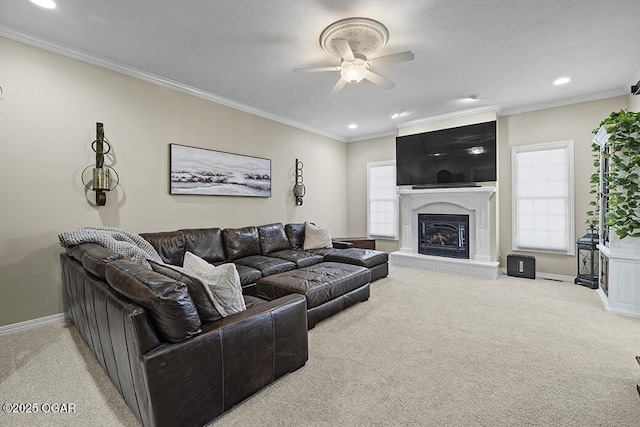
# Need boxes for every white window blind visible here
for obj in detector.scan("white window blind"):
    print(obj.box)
[511,141,574,254]
[367,161,398,239]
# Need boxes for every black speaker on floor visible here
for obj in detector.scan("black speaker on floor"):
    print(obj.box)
[507,254,536,279]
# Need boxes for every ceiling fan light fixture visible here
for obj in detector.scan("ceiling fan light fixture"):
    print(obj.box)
[296,17,414,93]
[320,18,389,58]
[340,60,368,83]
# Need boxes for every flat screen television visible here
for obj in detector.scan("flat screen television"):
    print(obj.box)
[396,120,497,187]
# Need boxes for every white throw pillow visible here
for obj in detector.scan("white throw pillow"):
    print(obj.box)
[303,222,333,250]
[182,252,246,316]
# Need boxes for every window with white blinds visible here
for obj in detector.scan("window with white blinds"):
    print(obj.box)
[511,140,574,254]
[367,161,398,239]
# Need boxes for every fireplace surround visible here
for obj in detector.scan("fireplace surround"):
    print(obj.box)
[390,186,499,279]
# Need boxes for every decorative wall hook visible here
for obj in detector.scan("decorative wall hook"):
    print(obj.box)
[81,122,119,206]
[293,158,305,206]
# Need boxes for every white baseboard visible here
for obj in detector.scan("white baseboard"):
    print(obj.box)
[0,313,68,336]
[499,268,574,283]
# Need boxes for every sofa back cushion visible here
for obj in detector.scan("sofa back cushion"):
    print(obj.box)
[66,243,123,280]
[223,226,260,261]
[140,231,186,266]
[180,228,226,263]
[149,260,223,322]
[258,223,290,255]
[285,223,305,250]
[105,259,201,342]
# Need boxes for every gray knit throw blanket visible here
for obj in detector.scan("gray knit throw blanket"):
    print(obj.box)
[58,226,163,269]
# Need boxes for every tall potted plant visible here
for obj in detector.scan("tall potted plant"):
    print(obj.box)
[589,110,640,240]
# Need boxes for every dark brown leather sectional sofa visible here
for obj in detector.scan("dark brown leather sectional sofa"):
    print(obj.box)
[60,222,388,427]
[140,222,388,328]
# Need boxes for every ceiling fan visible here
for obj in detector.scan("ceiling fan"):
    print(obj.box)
[293,18,415,94]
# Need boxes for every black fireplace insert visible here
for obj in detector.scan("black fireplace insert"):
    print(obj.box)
[418,214,470,259]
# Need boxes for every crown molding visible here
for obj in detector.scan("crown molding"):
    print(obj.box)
[396,105,501,129]
[0,26,347,143]
[627,64,640,89]
[396,86,630,127]
[3,24,634,143]
[346,128,398,143]
[500,88,628,116]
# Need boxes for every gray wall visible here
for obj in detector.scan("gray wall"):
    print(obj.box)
[0,36,348,327]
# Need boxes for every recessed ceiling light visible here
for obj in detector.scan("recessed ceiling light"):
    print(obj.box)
[348,123,358,129]
[461,95,480,102]
[553,77,571,85]
[30,0,56,8]
[391,113,400,119]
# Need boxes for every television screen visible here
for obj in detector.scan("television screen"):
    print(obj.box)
[396,121,496,186]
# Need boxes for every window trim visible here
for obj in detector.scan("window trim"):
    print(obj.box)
[511,140,575,255]
[367,160,398,240]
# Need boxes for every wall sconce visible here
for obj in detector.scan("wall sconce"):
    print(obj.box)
[293,158,305,206]
[81,122,119,206]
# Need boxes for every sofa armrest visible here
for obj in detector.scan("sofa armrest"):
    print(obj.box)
[332,240,354,249]
[140,294,308,427]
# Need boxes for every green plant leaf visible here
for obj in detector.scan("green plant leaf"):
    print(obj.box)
[588,110,640,239]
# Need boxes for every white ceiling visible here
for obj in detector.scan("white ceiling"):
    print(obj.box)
[1,0,639,141]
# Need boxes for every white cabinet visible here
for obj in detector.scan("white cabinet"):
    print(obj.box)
[593,126,640,317]
[599,245,640,317]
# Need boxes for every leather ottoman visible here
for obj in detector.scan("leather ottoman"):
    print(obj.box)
[256,262,371,329]
[323,248,389,282]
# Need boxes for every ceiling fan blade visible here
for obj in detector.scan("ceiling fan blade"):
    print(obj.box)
[293,66,340,73]
[368,51,415,67]
[364,71,396,90]
[330,78,347,94]
[332,38,355,60]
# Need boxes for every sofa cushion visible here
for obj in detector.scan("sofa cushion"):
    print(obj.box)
[149,260,223,322]
[183,252,246,316]
[233,264,263,286]
[234,255,296,277]
[180,228,226,263]
[243,295,268,310]
[223,226,261,261]
[258,223,290,255]
[66,243,123,280]
[256,262,371,309]
[285,223,305,250]
[269,249,324,268]
[105,259,201,343]
[324,248,389,268]
[140,230,186,266]
[308,247,341,258]
[303,222,333,250]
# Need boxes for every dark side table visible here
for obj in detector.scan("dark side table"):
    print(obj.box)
[333,237,376,250]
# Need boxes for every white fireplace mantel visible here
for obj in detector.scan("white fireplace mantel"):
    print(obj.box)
[390,186,499,279]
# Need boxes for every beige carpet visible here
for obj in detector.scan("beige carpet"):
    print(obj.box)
[2,266,640,426]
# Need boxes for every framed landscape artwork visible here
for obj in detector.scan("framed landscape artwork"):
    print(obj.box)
[169,144,271,197]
